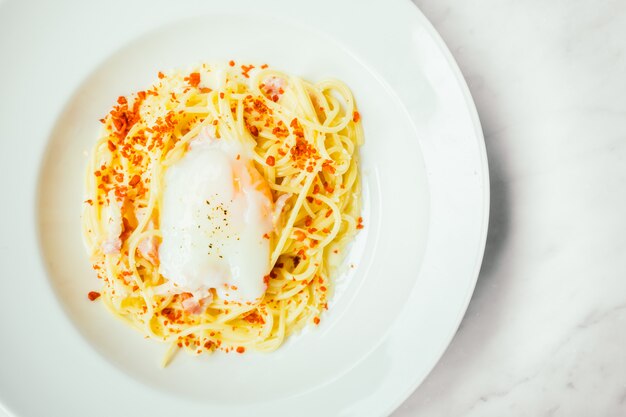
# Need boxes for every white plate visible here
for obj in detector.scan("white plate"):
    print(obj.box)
[0,0,488,416]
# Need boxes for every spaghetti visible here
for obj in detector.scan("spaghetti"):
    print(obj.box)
[82,62,363,365]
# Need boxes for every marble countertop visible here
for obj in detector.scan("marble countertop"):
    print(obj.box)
[395,1,626,416]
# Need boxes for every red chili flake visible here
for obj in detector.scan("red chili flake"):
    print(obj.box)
[199,87,212,93]
[249,125,259,137]
[229,60,235,67]
[320,286,327,292]
[313,317,320,325]
[304,216,312,227]
[185,72,201,87]
[353,111,360,122]
[294,230,306,242]
[322,161,335,174]
[236,346,245,353]
[129,175,141,187]
[107,140,116,151]
[117,96,127,105]
[263,233,270,239]
[241,64,255,78]
[261,64,269,69]
[325,209,333,218]
[219,92,225,99]
[84,199,93,205]
[87,291,101,301]
[266,155,275,166]
[158,71,165,79]
[313,184,320,194]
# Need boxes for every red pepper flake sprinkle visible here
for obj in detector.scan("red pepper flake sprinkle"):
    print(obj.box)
[236,346,245,354]
[219,92,225,99]
[158,71,165,79]
[87,291,101,301]
[304,216,312,227]
[185,72,201,87]
[243,311,265,324]
[353,111,360,122]
[266,155,275,166]
[261,64,269,69]
[249,125,259,137]
[357,216,364,229]
[313,317,320,325]
[107,140,116,152]
[229,60,235,67]
[322,160,336,174]
[325,209,333,218]
[320,286,327,292]
[241,64,254,78]
[129,174,141,187]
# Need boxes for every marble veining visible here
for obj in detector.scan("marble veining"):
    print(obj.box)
[395,1,626,416]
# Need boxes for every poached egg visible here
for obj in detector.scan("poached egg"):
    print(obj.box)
[158,127,273,304]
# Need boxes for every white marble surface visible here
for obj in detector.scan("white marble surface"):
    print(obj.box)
[395,1,626,416]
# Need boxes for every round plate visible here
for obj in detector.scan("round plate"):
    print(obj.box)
[0,0,488,416]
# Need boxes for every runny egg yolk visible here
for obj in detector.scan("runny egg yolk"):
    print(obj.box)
[158,128,273,304]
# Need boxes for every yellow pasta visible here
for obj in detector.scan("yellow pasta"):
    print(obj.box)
[82,62,363,365]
